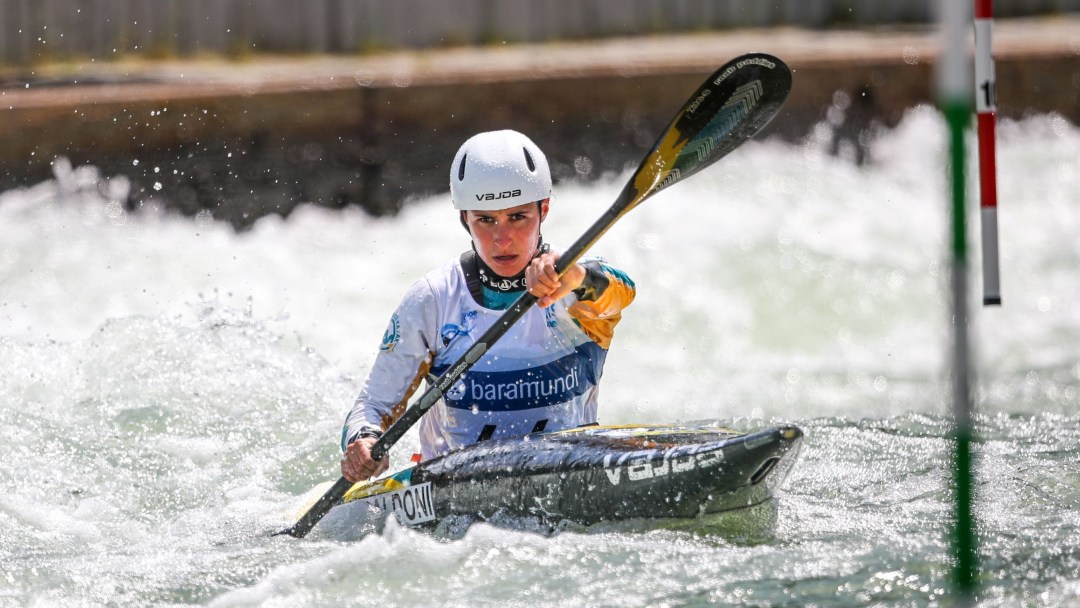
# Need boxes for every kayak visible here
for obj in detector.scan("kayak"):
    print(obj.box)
[307,423,803,536]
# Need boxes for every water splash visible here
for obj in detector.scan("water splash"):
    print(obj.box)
[1,111,1078,606]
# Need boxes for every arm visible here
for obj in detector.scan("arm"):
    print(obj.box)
[340,280,438,481]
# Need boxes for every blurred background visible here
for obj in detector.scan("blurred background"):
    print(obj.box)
[3,0,1075,58]
[2,0,1078,227]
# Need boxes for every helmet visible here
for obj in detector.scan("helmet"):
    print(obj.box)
[450,130,551,211]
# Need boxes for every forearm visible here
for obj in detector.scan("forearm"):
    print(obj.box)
[341,399,387,450]
[342,277,439,450]
[342,355,431,450]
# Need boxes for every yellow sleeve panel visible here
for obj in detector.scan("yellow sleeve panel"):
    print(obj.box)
[568,266,636,349]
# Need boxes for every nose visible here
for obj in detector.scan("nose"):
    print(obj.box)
[491,223,513,248]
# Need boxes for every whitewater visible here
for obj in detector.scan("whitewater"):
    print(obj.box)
[1,107,1077,607]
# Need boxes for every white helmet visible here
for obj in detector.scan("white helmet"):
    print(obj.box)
[450,130,552,211]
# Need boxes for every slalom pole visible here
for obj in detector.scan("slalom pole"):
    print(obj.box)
[974,0,1002,306]
[939,1,979,605]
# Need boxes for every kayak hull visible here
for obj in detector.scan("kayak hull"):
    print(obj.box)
[322,423,803,533]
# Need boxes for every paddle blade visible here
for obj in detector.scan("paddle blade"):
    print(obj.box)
[273,476,354,538]
[628,53,792,210]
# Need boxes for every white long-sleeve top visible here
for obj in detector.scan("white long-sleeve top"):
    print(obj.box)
[342,251,635,461]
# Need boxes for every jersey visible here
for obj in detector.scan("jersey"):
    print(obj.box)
[342,250,635,461]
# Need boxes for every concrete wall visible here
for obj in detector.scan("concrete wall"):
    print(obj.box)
[4,46,1075,227]
[2,10,1078,226]
[2,0,1078,64]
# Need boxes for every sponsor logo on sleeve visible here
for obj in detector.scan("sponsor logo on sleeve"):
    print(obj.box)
[380,313,401,352]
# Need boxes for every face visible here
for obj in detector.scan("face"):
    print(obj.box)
[464,200,549,277]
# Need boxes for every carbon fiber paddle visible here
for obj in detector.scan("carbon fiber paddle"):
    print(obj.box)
[276,52,792,538]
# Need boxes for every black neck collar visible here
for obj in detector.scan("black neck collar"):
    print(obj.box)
[477,262,527,292]
[474,241,549,292]
[461,242,549,303]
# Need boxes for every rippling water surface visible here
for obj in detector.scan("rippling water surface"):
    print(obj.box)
[1,108,1078,607]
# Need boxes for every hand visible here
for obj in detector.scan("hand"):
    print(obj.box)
[526,250,586,308]
[340,436,390,482]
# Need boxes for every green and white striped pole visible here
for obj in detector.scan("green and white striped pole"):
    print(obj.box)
[938,1,979,605]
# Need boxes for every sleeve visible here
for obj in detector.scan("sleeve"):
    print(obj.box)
[341,278,439,450]
[568,259,636,349]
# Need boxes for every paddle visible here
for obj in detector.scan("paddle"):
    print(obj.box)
[275,52,793,538]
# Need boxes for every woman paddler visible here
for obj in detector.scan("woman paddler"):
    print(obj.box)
[340,129,636,482]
